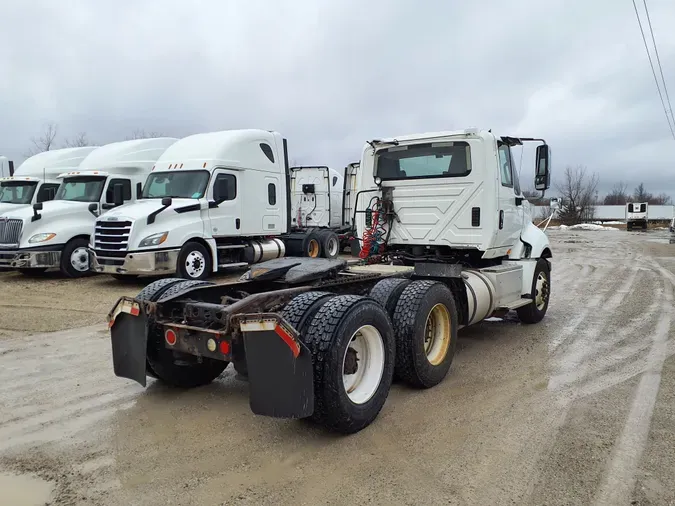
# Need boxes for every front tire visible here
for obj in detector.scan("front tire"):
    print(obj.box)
[177,241,211,280]
[392,280,458,389]
[60,238,92,278]
[302,295,395,434]
[516,258,551,324]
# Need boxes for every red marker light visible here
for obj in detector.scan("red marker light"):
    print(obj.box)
[165,328,177,346]
[219,340,230,354]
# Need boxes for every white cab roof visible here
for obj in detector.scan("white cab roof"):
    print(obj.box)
[10,147,98,179]
[74,137,179,177]
[153,129,280,172]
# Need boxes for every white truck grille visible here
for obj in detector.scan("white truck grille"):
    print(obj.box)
[94,220,132,251]
[0,219,22,245]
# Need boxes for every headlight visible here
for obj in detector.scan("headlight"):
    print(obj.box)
[28,233,56,243]
[139,231,168,247]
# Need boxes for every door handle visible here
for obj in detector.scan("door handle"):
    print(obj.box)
[499,210,504,229]
[235,218,240,230]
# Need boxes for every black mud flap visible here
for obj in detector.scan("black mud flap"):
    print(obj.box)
[111,311,149,387]
[243,322,314,419]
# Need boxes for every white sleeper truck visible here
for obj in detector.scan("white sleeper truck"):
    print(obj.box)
[0,138,177,276]
[0,147,97,217]
[286,163,360,259]
[626,202,648,230]
[107,128,553,434]
[0,156,13,178]
[90,129,346,281]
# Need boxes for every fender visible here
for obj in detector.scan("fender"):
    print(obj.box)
[519,222,552,259]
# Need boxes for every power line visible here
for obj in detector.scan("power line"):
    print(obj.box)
[631,0,675,140]
[642,0,675,126]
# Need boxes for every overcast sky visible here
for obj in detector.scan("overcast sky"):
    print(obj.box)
[1,0,674,197]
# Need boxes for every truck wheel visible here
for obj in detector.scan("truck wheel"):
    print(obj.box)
[136,277,189,380]
[282,291,335,334]
[392,280,458,389]
[303,295,395,433]
[369,277,411,319]
[304,232,322,258]
[516,258,551,324]
[146,346,228,388]
[60,238,92,278]
[177,242,211,280]
[318,230,340,259]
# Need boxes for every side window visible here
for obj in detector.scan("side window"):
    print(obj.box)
[106,178,132,203]
[260,143,275,163]
[268,183,276,205]
[213,173,237,201]
[36,183,60,203]
[498,144,513,188]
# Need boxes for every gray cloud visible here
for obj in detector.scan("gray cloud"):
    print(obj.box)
[1,0,674,196]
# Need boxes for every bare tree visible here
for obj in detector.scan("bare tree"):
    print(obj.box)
[25,122,59,156]
[603,181,629,205]
[126,129,165,140]
[555,165,599,225]
[651,192,672,205]
[633,182,651,203]
[62,132,92,148]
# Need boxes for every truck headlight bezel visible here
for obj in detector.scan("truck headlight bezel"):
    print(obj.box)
[139,231,168,248]
[28,233,56,243]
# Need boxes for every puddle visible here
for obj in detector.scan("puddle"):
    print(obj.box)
[0,472,53,506]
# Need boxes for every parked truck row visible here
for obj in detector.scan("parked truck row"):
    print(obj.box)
[0,132,359,278]
[106,127,554,434]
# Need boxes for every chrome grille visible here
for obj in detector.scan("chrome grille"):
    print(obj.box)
[94,220,132,251]
[0,219,22,245]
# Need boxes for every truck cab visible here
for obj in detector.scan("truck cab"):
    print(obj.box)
[0,138,178,277]
[0,147,97,217]
[90,129,289,280]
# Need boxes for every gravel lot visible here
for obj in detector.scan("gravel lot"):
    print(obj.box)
[1,229,674,506]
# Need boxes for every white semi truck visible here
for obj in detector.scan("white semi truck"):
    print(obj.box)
[286,163,361,259]
[107,128,553,434]
[0,156,13,178]
[626,202,648,230]
[0,138,178,276]
[0,147,97,217]
[90,129,351,281]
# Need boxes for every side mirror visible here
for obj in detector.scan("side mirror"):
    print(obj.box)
[88,203,99,217]
[33,202,43,212]
[534,144,551,191]
[161,197,172,207]
[113,183,124,206]
[31,202,43,222]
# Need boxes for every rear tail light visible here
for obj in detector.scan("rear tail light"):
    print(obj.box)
[165,328,177,346]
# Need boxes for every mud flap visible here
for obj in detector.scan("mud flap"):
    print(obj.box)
[111,311,149,387]
[243,325,314,419]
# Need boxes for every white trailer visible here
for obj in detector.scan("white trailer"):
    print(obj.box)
[90,129,342,281]
[0,138,177,276]
[107,128,553,434]
[626,202,648,230]
[0,147,97,217]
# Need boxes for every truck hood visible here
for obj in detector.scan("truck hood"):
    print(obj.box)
[3,200,92,222]
[0,202,31,216]
[100,199,200,222]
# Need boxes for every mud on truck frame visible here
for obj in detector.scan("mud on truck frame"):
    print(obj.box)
[108,128,553,434]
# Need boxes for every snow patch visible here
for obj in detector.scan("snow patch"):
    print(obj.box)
[560,223,615,231]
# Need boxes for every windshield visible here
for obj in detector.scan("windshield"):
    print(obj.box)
[0,181,38,204]
[142,170,210,199]
[375,141,472,180]
[55,176,106,202]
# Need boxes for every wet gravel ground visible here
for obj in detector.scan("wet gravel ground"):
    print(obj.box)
[1,229,674,506]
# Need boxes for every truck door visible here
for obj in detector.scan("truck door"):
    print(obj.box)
[495,143,523,249]
[207,169,241,237]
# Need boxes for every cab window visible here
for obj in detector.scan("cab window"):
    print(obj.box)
[498,144,513,188]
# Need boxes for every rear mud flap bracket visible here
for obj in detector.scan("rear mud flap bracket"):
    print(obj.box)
[240,314,314,419]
